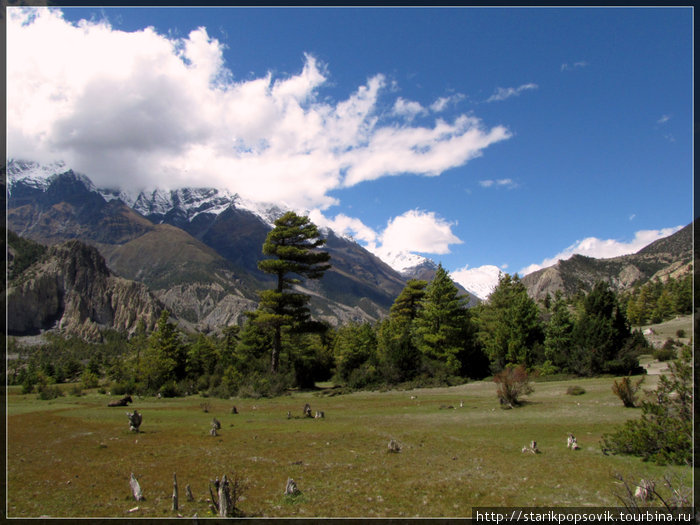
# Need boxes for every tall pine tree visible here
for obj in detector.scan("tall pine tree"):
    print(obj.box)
[256,212,331,374]
[413,264,481,377]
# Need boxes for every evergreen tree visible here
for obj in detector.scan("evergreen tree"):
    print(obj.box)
[571,282,635,375]
[377,280,427,383]
[413,264,479,376]
[139,310,184,392]
[476,273,544,372]
[334,322,377,383]
[256,212,331,374]
[543,291,575,371]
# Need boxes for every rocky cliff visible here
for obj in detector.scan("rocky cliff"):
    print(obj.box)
[7,240,163,340]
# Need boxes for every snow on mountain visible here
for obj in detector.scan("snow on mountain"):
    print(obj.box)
[450,264,503,300]
[372,249,431,274]
[7,159,67,193]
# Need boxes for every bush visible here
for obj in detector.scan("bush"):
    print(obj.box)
[37,384,63,400]
[675,329,685,338]
[81,370,99,389]
[493,364,533,408]
[602,348,692,465]
[159,380,181,398]
[653,347,676,362]
[69,384,83,396]
[566,385,586,396]
[612,376,645,408]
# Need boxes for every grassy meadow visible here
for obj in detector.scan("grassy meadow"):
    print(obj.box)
[6,369,692,518]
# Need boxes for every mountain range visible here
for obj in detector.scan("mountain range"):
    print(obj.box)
[6,160,692,338]
[7,160,479,337]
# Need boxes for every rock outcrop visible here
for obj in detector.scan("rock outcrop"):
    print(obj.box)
[7,240,162,340]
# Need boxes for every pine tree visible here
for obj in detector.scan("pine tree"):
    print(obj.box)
[413,264,479,376]
[476,273,544,372]
[543,292,574,371]
[256,212,331,374]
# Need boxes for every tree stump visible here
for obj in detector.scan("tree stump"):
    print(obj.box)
[130,473,144,501]
[231,406,238,414]
[521,440,540,454]
[284,477,300,496]
[127,410,142,432]
[172,473,178,511]
[303,404,312,418]
[315,410,324,418]
[387,439,401,453]
[212,418,221,430]
[186,484,194,502]
[218,475,233,517]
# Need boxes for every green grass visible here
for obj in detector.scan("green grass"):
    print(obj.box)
[7,376,691,518]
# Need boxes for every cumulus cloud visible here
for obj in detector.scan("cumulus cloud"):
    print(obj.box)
[310,208,463,271]
[486,83,538,103]
[519,226,684,275]
[376,209,462,255]
[7,8,511,211]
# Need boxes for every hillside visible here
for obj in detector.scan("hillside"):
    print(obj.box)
[7,240,163,340]
[521,223,693,301]
[6,161,426,332]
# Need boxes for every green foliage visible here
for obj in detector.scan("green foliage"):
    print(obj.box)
[333,322,377,382]
[623,274,692,326]
[601,348,692,465]
[493,364,533,407]
[566,385,586,396]
[543,292,574,370]
[570,282,638,376]
[7,229,47,280]
[256,211,331,374]
[611,376,645,408]
[476,273,544,372]
[413,264,482,377]
[81,369,99,389]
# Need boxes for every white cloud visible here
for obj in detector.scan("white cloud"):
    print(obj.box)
[311,208,463,271]
[657,114,671,125]
[7,8,511,211]
[486,83,538,103]
[429,94,464,112]
[377,209,462,255]
[392,97,427,120]
[450,264,503,300]
[561,61,588,72]
[519,226,684,275]
[479,178,517,189]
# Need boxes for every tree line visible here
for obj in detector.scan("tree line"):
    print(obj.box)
[10,212,664,398]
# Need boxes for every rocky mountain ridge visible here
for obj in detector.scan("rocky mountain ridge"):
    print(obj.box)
[7,240,163,340]
[520,222,693,301]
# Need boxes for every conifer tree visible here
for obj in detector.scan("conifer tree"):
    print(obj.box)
[413,264,479,376]
[543,291,574,371]
[256,212,331,374]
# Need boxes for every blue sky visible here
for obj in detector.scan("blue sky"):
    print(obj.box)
[7,7,692,296]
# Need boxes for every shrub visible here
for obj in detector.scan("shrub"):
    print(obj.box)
[535,360,559,377]
[37,384,63,400]
[81,370,99,389]
[70,384,83,396]
[159,380,181,398]
[675,329,685,339]
[611,376,645,408]
[493,364,533,408]
[653,347,676,362]
[602,348,692,465]
[566,385,586,396]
